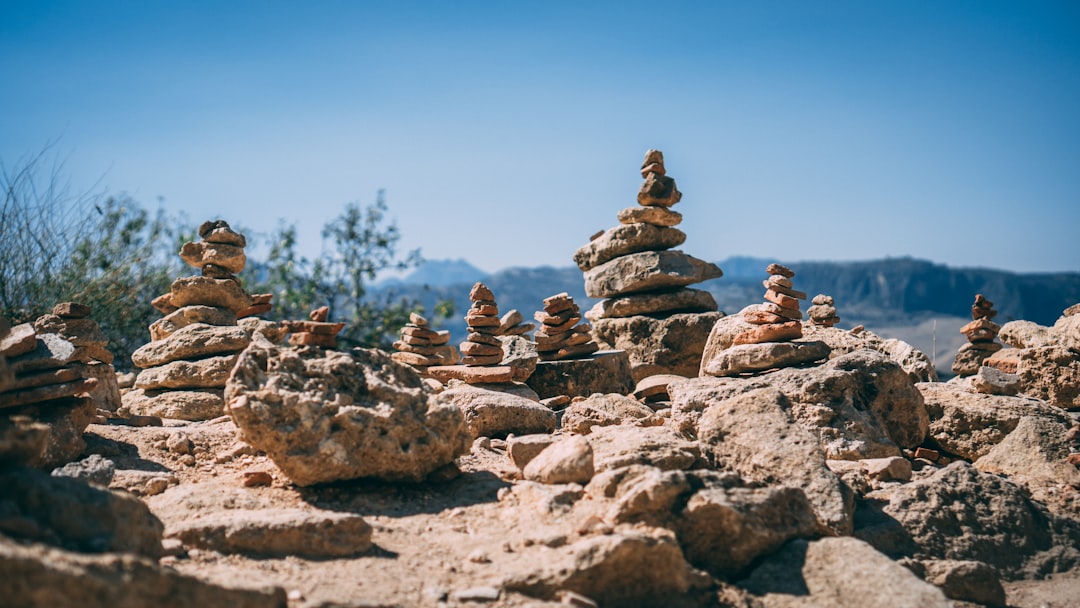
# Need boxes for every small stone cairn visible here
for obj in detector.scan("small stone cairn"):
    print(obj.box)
[951,294,1003,377]
[0,316,99,466]
[534,293,598,361]
[701,264,831,376]
[391,312,457,372]
[807,294,841,327]
[428,282,530,384]
[497,310,534,339]
[123,220,257,421]
[32,302,122,411]
[283,306,345,348]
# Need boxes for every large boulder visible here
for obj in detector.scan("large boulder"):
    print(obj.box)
[1016,346,1080,410]
[525,350,635,399]
[975,415,1080,515]
[226,338,469,485]
[586,424,703,473]
[696,387,853,535]
[439,384,555,439]
[802,323,937,382]
[918,382,1071,460]
[583,250,723,299]
[1000,320,1056,349]
[854,462,1080,579]
[592,312,722,382]
[672,350,928,461]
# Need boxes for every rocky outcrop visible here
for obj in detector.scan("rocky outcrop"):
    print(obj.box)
[801,322,937,382]
[592,312,722,382]
[226,336,470,485]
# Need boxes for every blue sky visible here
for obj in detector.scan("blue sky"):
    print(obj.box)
[2,1,1079,274]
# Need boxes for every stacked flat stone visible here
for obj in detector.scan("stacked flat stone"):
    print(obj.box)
[32,303,122,411]
[460,283,504,366]
[534,293,599,361]
[0,319,99,466]
[701,264,830,377]
[392,312,456,371]
[951,294,1003,377]
[577,150,723,320]
[283,306,346,349]
[497,310,535,339]
[123,220,256,421]
[807,294,841,327]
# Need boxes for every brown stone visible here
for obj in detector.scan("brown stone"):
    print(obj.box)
[201,264,234,279]
[8,365,83,391]
[585,288,716,321]
[310,306,329,322]
[460,342,502,357]
[52,302,91,319]
[641,150,665,176]
[983,349,1020,374]
[288,333,337,348]
[401,325,440,340]
[470,304,499,316]
[762,280,807,300]
[0,378,97,409]
[764,289,801,311]
[637,172,681,207]
[502,323,535,336]
[760,302,803,321]
[541,315,581,334]
[541,341,600,361]
[743,310,787,325]
[765,274,793,289]
[470,282,494,302]
[149,305,237,342]
[409,312,428,326]
[393,341,443,356]
[543,293,576,314]
[633,374,689,400]
[427,365,516,384]
[465,314,500,328]
[431,330,451,345]
[170,276,252,314]
[242,470,273,487]
[584,251,723,299]
[198,220,246,247]
[1064,303,1080,317]
[914,447,940,461]
[282,320,346,335]
[534,308,576,326]
[466,332,502,347]
[573,223,687,271]
[398,333,432,347]
[179,241,246,274]
[151,293,178,314]
[617,206,682,227]
[812,294,834,306]
[462,354,503,366]
[0,324,37,358]
[390,351,445,367]
[732,321,803,345]
[766,263,795,278]
[236,302,272,319]
[498,310,524,330]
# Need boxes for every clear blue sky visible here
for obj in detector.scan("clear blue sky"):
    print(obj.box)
[2,1,1079,274]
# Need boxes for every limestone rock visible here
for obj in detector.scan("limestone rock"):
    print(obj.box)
[522,435,594,485]
[526,350,635,400]
[438,384,555,439]
[592,312,721,382]
[226,339,469,485]
[587,424,703,473]
[801,322,937,382]
[740,537,950,608]
[974,415,1080,512]
[920,559,1006,607]
[198,219,247,247]
[560,393,657,435]
[919,381,1071,460]
[585,288,717,321]
[121,388,225,421]
[1016,345,1080,409]
[583,250,723,299]
[2,398,95,468]
[168,508,372,558]
[1000,320,1055,349]
[169,276,252,314]
[149,305,237,342]
[0,323,38,358]
[179,241,246,274]
[702,340,829,376]
[134,354,238,390]
[506,434,556,470]
[130,324,250,369]
[696,387,853,535]
[969,364,1020,395]
[617,205,682,226]
[573,223,686,271]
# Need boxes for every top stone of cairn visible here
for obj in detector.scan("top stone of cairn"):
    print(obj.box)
[637,149,682,208]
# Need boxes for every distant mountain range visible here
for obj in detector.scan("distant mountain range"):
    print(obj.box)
[369,256,1080,375]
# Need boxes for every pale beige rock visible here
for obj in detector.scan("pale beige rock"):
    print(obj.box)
[583,250,723,299]
[632,374,689,401]
[179,241,246,274]
[170,276,252,314]
[0,323,37,358]
[168,508,372,558]
[560,393,657,434]
[523,435,594,485]
[131,324,250,369]
[592,312,721,382]
[134,354,239,390]
[198,220,246,247]
[587,424,702,473]
[584,288,717,321]
[617,206,682,227]
[506,434,556,470]
[438,384,555,439]
[1016,345,1080,409]
[974,416,1080,509]
[702,341,830,376]
[573,223,686,271]
[149,306,237,341]
[120,388,225,421]
[860,456,912,482]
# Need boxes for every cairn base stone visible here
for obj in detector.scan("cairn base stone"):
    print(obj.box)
[702,341,831,377]
[525,350,635,400]
[121,388,225,421]
[592,312,722,382]
[585,288,717,321]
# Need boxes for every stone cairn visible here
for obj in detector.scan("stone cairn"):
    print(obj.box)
[391,312,457,372]
[0,315,100,466]
[32,302,122,411]
[497,309,534,339]
[807,294,841,327]
[573,150,723,380]
[534,293,599,361]
[123,220,257,421]
[951,294,1003,377]
[283,306,345,348]
[701,264,831,377]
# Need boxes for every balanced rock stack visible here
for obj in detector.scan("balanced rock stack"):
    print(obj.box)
[392,312,457,372]
[576,150,724,380]
[951,294,1003,377]
[497,310,534,339]
[534,293,598,361]
[700,264,830,377]
[807,294,841,327]
[283,306,345,348]
[123,220,256,422]
[0,319,99,466]
[32,302,122,411]
[428,283,533,384]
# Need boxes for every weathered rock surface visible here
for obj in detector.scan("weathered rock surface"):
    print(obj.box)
[585,288,717,321]
[702,340,830,376]
[131,324,250,369]
[439,384,555,439]
[854,462,1080,579]
[587,424,703,473]
[592,312,721,382]
[0,538,287,608]
[573,223,686,271]
[560,393,657,434]
[121,388,225,421]
[740,537,950,608]
[522,435,594,485]
[0,466,164,558]
[51,454,116,486]
[1016,345,1080,409]
[918,382,1070,460]
[226,338,470,485]
[696,387,853,535]
[149,305,237,341]
[7,397,96,468]
[169,508,372,558]
[801,322,937,382]
[919,559,1007,607]
[525,350,635,399]
[134,354,238,390]
[974,415,1080,512]
[583,250,723,299]
[1000,320,1056,349]
[169,276,252,313]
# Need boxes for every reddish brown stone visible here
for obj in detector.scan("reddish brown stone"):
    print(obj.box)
[393,341,443,356]
[427,364,515,384]
[288,333,337,348]
[470,282,494,302]
[465,314,501,328]
[732,321,803,346]
[914,447,939,461]
[250,293,273,305]
[0,323,38,358]
[766,263,795,278]
[236,302,272,319]
[461,354,503,366]
[466,332,502,346]
[0,377,97,409]
[983,349,1020,374]
[391,351,445,367]
[762,280,807,300]
[764,289,801,311]
[543,293,576,314]
[309,306,330,322]
[470,304,499,316]
[743,310,787,325]
[52,302,91,319]
[460,342,502,357]
[760,302,803,321]
[152,293,178,315]
[242,470,273,487]
[282,321,346,335]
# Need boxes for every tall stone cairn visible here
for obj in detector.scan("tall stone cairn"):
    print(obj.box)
[460,282,504,366]
[283,306,346,349]
[534,293,599,361]
[123,220,257,421]
[575,150,725,380]
[392,312,457,372]
[952,294,1003,377]
[807,294,841,327]
[740,264,807,344]
[33,302,122,411]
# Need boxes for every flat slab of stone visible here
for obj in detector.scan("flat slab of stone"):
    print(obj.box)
[585,288,717,320]
[170,276,252,314]
[573,223,686,271]
[427,365,516,384]
[0,323,37,358]
[121,388,225,421]
[149,306,237,342]
[131,324,250,369]
[593,312,722,382]
[702,340,830,377]
[437,384,555,439]
[583,250,723,299]
[179,241,246,274]
[617,206,682,227]
[525,350,635,400]
[168,508,372,558]
[134,354,239,390]
[8,334,86,375]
